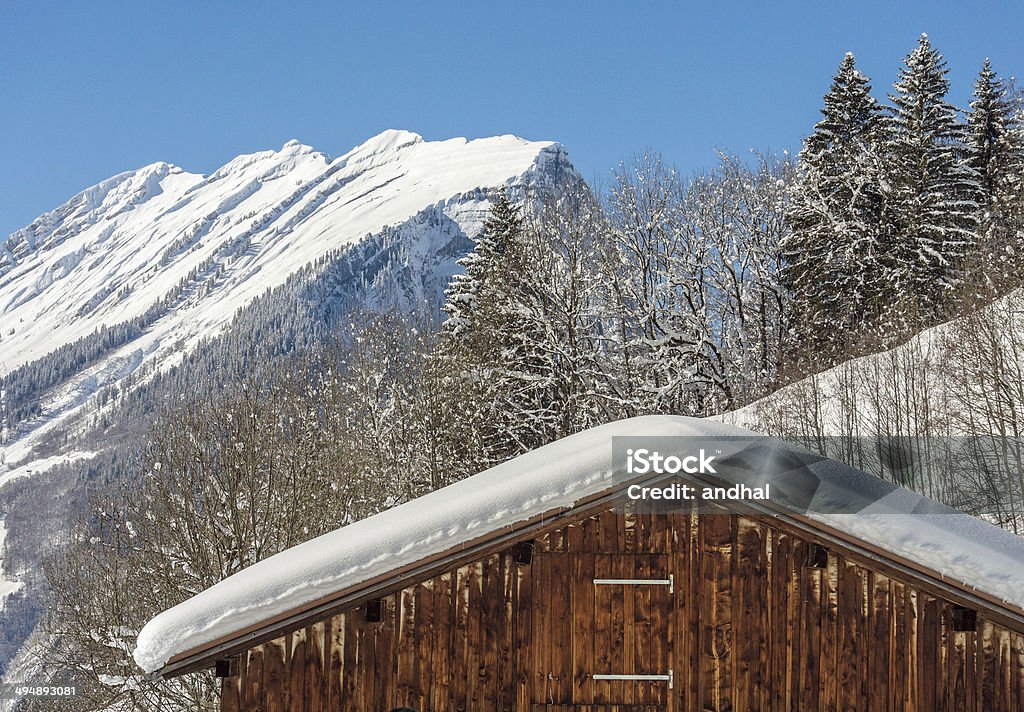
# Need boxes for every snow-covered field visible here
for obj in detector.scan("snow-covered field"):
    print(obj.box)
[0,451,96,489]
[720,288,1024,437]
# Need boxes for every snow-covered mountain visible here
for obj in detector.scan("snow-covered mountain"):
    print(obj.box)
[0,130,575,679]
[1,130,571,450]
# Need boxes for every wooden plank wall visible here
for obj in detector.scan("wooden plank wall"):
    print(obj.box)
[220,508,1024,711]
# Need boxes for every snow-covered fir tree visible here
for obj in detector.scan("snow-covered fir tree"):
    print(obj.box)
[443,187,525,338]
[967,58,1024,288]
[969,60,1019,199]
[783,53,890,360]
[886,34,981,319]
[442,189,562,457]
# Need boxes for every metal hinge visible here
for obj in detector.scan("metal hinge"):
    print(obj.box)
[593,669,674,689]
[593,573,673,594]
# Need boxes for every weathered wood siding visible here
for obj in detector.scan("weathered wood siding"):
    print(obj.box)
[221,508,1024,711]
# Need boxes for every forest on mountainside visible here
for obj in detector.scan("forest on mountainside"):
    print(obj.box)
[28,35,1024,711]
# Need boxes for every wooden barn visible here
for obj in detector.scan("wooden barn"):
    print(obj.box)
[135,416,1024,711]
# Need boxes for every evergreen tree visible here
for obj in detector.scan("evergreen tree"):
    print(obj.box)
[442,187,525,339]
[969,60,1017,198]
[967,59,1024,287]
[783,53,890,360]
[441,189,557,457]
[886,34,981,318]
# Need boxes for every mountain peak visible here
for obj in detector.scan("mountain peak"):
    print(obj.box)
[279,139,316,155]
[354,129,423,155]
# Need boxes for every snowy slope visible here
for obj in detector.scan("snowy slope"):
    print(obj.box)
[1,130,563,375]
[0,130,570,460]
[719,289,1024,439]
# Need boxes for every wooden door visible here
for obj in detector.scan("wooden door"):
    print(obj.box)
[532,553,672,709]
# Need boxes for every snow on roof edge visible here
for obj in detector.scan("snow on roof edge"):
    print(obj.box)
[133,416,742,673]
[133,415,1024,674]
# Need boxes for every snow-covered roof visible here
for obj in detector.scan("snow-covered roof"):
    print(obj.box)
[133,415,1024,674]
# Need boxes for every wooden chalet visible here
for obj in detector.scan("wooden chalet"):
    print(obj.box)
[135,416,1024,711]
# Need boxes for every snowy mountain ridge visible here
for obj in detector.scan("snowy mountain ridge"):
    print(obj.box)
[1,130,565,374]
[0,130,571,460]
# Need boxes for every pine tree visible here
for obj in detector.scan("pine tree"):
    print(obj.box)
[966,59,1024,288]
[441,189,557,458]
[886,34,981,319]
[783,53,889,360]
[443,188,524,337]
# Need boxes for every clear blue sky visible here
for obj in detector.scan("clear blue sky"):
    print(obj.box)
[3,2,1023,239]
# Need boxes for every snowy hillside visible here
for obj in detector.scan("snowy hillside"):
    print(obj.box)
[720,289,1024,529]
[720,292,1011,436]
[1,130,570,454]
